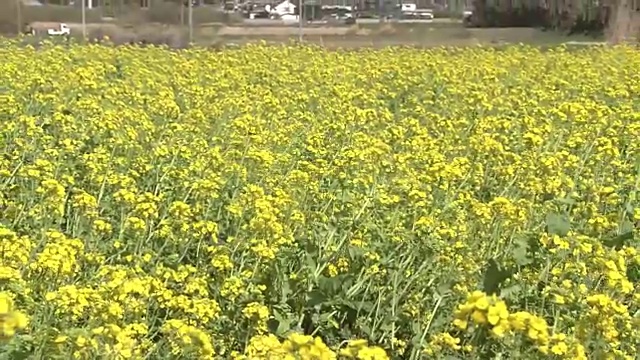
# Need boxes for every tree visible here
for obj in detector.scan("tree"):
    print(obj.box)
[471,0,487,27]
[606,0,636,43]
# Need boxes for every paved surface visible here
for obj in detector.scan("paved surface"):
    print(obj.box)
[242,18,462,26]
[563,41,607,46]
[356,18,460,24]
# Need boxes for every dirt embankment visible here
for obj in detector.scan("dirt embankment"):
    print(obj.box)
[217,26,363,36]
[28,21,121,34]
[27,21,377,38]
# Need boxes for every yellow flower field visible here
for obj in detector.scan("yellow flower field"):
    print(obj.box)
[0,38,639,359]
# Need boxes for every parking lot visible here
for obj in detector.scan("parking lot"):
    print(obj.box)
[241,18,460,26]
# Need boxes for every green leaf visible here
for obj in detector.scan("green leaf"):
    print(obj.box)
[358,301,375,313]
[305,253,317,272]
[620,219,635,234]
[511,238,533,266]
[499,284,522,300]
[277,319,293,335]
[164,254,180,266]
[337,299,358,311]
[338,190,352,203]
[603,231,634,250]
[267,318,280,334]
[318,312,340,329]
[482,259,513,295]
[410,322,423,347]
[436,280,453,296]
[339,299,375,313]
[306,290,327,308]
[318,275,341,295]
[625,203,635,216]
[411,321,422,336]
[280,278,291,303]
[340,274,355,292]
[555,197,575,205]
[546,212,570,236]
[326,317,340,329]
[360,323,373,338]
[271,308,295,336]
[428,315,449,331]
[626,263,640,284]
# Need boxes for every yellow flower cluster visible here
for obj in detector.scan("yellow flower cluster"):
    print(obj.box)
[1,38,640,359]
[161,319,215,358]
[339,339,390,360]
[451,291,586,358]
[0,293,28,339]
[239,333,388,360]
[453,291,510,335]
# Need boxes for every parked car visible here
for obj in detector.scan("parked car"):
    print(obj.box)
[402,9,434,20]
[463,10,473,26]
[47,23,71,36]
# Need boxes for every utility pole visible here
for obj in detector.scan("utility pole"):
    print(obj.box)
[188,0,193,44]
[298,0,303,42]
[81,0,87,38]
[16,0,22,35]
[180,0,184,25]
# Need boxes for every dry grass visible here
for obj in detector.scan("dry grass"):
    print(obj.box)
[117,3,243,26]
[210,26,593,49]
[5,4,610,49]
[216,26,357,37]
[0,0,102,34]
[0,0,241,35]
[91,23,188,46]
[374,23,398,36]
[26,20,188,46]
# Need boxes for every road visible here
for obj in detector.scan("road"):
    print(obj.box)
[242,18,462,26]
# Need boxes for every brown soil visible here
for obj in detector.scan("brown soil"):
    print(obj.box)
[217,26,357,36]
[29,21,121,33]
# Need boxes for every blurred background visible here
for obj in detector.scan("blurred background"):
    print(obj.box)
[0,0,635,47]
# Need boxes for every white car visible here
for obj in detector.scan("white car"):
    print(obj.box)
[280,13,299,24]
[463,10,473,25]
[402,9,434,20]
[47,23,71,36]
